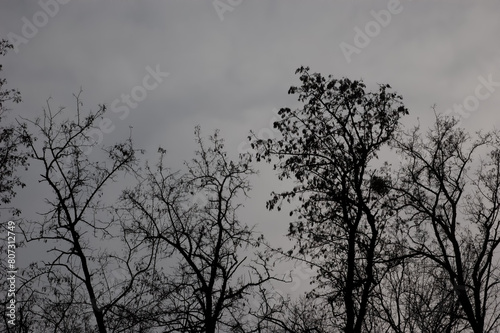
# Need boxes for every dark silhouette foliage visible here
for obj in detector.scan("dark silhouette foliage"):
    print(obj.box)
[3,63,500,333]
[251,66,408,333]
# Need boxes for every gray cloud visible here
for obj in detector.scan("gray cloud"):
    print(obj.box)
[1,0,500,263]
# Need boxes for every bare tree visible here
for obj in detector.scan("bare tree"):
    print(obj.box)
[370,254,467,333]
[123,126,279,333]
[251,288,335,333]
[393,113,500,333]
[17,94,157,333]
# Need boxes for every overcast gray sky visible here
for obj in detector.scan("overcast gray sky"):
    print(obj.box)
[2,0,500,294]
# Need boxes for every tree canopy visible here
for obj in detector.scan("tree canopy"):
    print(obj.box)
[2,64,500,333]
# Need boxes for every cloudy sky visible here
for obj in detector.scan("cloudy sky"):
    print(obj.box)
[2,0,500,293]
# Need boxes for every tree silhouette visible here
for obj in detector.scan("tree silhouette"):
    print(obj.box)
[393,114,500,333]
[0,39,35,333]
[3,60,500,333]
[0,39,30,211]
[123,126,281,333]
[17,93,156,332]
[251,66,408,333]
